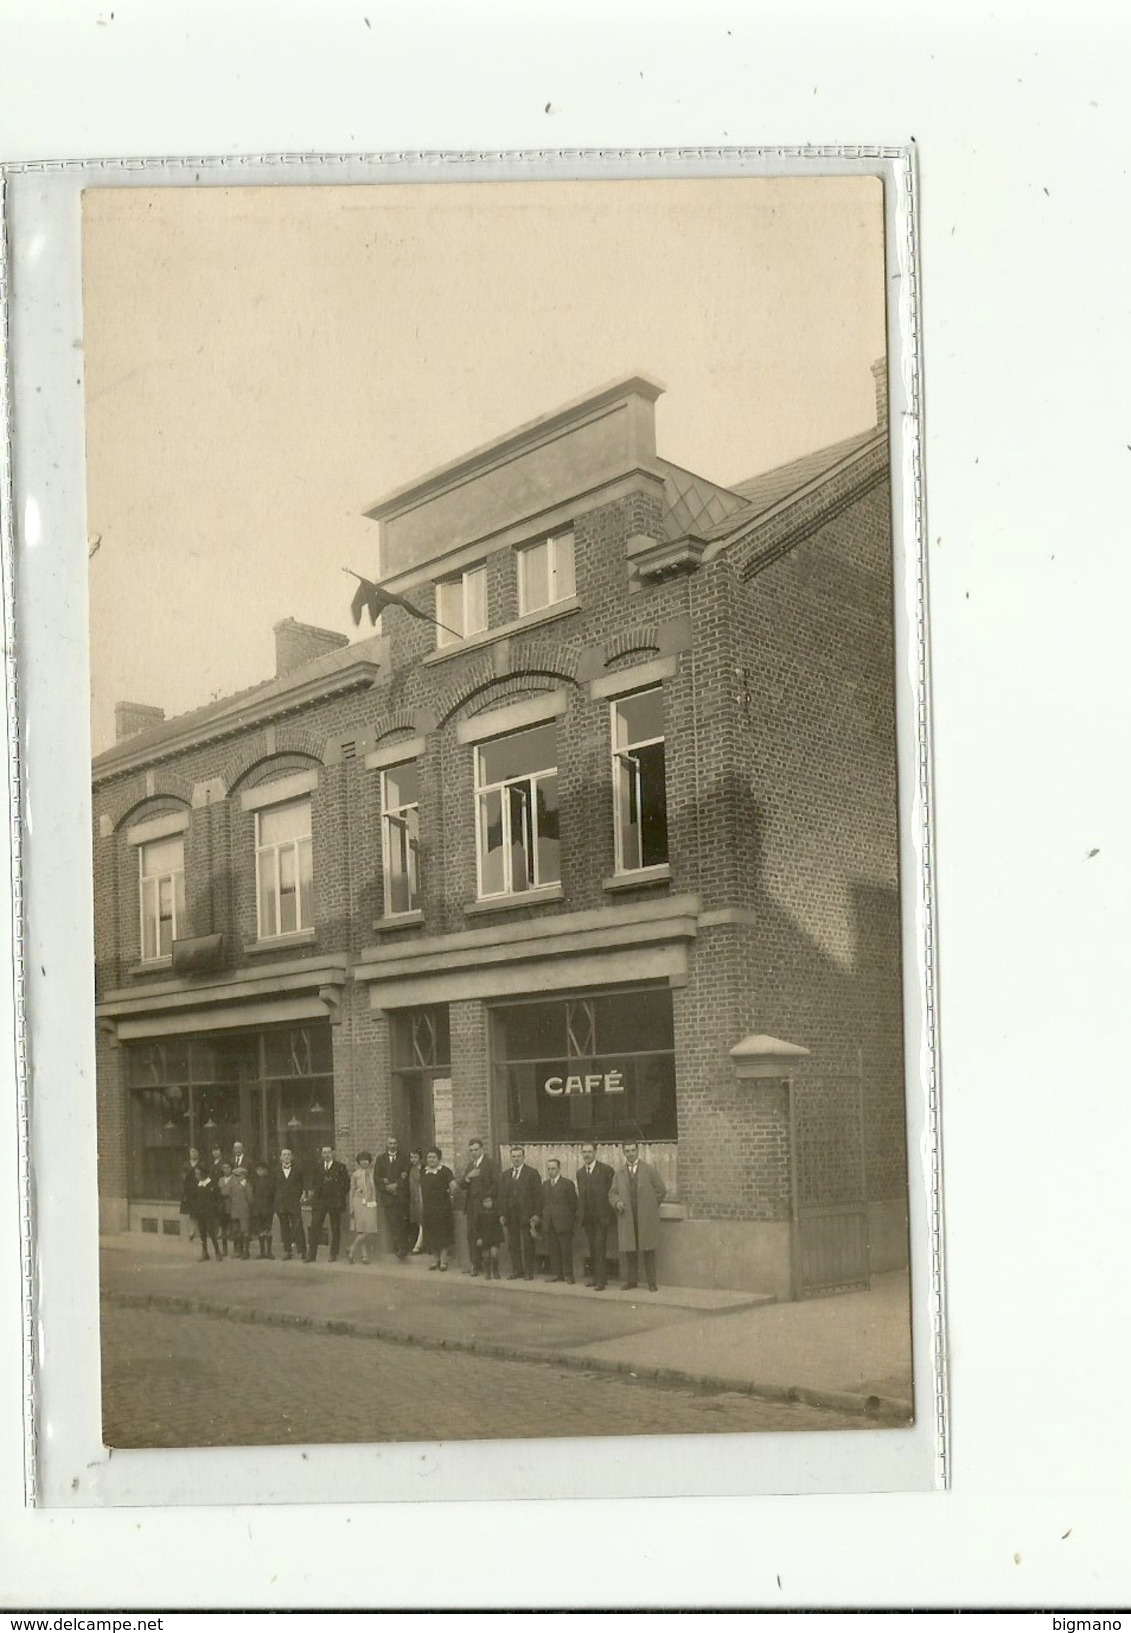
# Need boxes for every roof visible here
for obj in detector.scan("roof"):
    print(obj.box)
[655,460,750,541]
[729,427,880,518]
[95,400,886,779]
[364,373,666,522]
[686,425,885,549]
[650,424,883,548]
[93,631,387,782]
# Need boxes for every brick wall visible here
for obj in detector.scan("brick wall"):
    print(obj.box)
[92,470,907,1226]
[449,1000,491,1159]
[333,983,391,1159]
[680,474,907,1212]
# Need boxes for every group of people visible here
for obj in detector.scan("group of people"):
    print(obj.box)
[179,1140,353,1263]
[181,1134,668,1292]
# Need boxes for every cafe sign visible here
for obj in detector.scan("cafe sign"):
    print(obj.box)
[544,1070,625,1097]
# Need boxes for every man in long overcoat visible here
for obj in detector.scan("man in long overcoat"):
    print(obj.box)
[610,1141,667,1292]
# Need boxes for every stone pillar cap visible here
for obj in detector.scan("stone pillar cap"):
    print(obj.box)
[729,1034,810,1080]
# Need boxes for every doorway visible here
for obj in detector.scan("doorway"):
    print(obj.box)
[389,1005,451,1158]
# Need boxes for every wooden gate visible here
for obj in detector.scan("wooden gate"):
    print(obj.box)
[790,1074,871,1298]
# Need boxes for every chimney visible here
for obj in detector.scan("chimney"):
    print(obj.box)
[871,357,889,431]
[273,616,350,678]
[114,701,165,742]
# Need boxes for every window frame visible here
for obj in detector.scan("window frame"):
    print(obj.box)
[380,760,422,917]
[137,833,185,963]
[254,795,314,940]
[610,686,669,874]
[490,985,679,1144]
[517,529,576,617]
[474,724,560,900]
[435,562,488,647]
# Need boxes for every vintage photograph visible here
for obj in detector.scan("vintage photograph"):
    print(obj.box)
[85,174,914,1451]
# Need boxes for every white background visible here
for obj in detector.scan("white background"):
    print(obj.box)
[2,0,1131,1610]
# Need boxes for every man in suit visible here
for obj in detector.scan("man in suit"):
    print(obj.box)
[497,1144,542,1280]
[272,1146,307,1262]
[458,1137,497,1276]
[305,1144,351,1262]
[372,1135,411,1260]
[576,1140,616,1291]
[610,1141,667,1292]
[231,1140,252,1175]
[540,1158,578,1284]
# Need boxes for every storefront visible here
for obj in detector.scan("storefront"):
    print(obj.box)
[121,1021,335,1227]
[379,983,680,1197]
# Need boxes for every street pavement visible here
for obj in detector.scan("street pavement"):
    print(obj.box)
[101,1300,868,1448]
[100,1233,915,1424]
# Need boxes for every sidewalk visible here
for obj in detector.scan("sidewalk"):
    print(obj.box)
[99,1233,914,1421]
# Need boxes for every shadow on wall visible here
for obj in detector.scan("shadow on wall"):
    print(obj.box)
[696,791,908,1213]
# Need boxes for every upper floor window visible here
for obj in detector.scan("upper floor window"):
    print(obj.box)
[475,723,560,898]
[612,688,668,872]
[517,530,575,616]
[139,835,185,961]
[256,797,313,938]
[436,563,488,647]
[381,762,421,915]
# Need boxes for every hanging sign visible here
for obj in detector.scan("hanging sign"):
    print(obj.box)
[431,1076,455,1156]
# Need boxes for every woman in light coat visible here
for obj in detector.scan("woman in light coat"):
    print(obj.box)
[347,1151,381,1265]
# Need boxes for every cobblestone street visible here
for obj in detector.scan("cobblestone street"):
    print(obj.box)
[101,1301,866,1448]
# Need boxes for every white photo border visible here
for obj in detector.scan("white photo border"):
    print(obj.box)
[2,145,944,1507]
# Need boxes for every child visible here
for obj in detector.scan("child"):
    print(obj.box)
[224,1165,252,1260]
[250,1161,274,1259]
[475,1193,504,1280]
[214,1161,233,1258]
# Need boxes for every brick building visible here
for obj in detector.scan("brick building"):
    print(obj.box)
[92,369,907,1297]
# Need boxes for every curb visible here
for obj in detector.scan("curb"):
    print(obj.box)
[102,1289,913,1425]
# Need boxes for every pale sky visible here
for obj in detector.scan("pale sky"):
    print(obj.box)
[84,177,886,754]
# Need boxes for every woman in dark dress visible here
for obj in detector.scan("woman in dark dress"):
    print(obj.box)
[419,1146,455,1272]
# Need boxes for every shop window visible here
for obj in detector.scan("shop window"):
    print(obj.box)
[475,723,560,898]
[255,796,313,937]
[123,1026,334,1199]
[492,987,678,1143]
[139,834,185,961]
[261,1024,333,1079]
[124,1039,242,1203]
[258,1026,334,1161]
[517,530,575,616]
[381,762,421,915]
[128,1088,188,1203]
[436,563,488,647]
[611,688,668,872]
